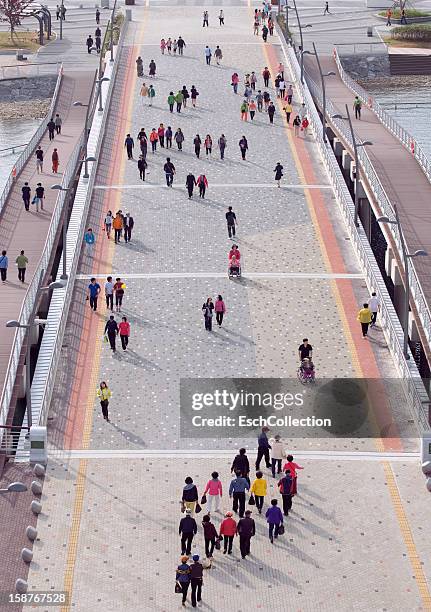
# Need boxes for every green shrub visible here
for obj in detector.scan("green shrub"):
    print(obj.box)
[392,24,431,41]
[378,8,431,18]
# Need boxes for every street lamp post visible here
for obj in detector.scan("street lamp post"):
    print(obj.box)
[332,104,372,227]
[303,43,335,144]
[291,0,312,83]
[0,482,28,493]
[6,280,65,428]
[59,0,64,40]
[377,208,427,360]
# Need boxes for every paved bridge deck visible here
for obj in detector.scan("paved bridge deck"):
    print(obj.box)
[0,70,93,418]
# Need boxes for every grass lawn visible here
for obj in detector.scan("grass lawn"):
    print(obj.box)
[378,8,431,17]
[0,31,41,52]
[384,36,431,48]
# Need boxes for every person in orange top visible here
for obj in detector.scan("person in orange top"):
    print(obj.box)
[52,148,59,173]
[150,128,159,153]
[113,213,123,244]
[282,454,304,495]
[113,277,125,312]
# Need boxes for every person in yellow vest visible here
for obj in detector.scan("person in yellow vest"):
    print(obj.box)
[250,471,267,514]
[357,303,372,338]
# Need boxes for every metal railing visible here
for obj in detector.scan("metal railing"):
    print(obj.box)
[331,47,431,344]
[0,63,63,215]
[335,41,387,55]
[0,425,30,458]
[0,129,85,431]
[37,23,128,428]
[0,61,61,80]
[0,143,28,156]
[278,31,430,431]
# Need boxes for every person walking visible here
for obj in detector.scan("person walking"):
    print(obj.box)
[190,85,199,107]
[262,66,270,87]
[240,100,248,121]
[175,556,191,607]
[357,303,372,337]
[174,129,184,150]
[148,59,156,77]
[279,77,286,99]
[158,123,165,147]
[189,555,204,608]
[150,128,158,153]
[323,1,331,15]
[125,134,134,159]
[250,71,257,91]
[173,39,178,54]
[231,72,239,94]
[54,113,62,134]
[138,155,147,181]
[353,96,362,119]
[301,116,309,136]
[283,102,293,125]
[105,276,114,311]
[104,211,113,239]
[34,183,45,211]
[202,297,214,331]
[266,499,284,543]
[60,4,66,20]
[274,162,283,188]
[269,434,285,477]
[52,148,59,173]
[186,173,196,199]
[204,46,212,65]
[262,24,269,42]
[263,90,271,112]
[386,7,392,26]
[231,448,250,482]
[250,471,267,514]
[218,134,227,159]
[286,84,294,104]
[104,315,119,352]
[181,86,189,109]
[268,101,276,124]
[177,36,186,55]
[165,126,173,148]
[197,174,208,198]
[113,212,123,244]
[400,8,407,24]
[167,91,176,113]
[0,250,7,282]
[293,114,301,136]
[215,295,226,327]
[95,7,100,23]
[229,471,250,518]
[194,134,202,158]
[140,82,149,104]
[204,134,212,156]
[164,157,176,186]
[283,454,304,495]
[178,508,198,555]
[97,381,111,421]
[95,33,101,54]
[175,90,184,113]
[47,117,55,141]
[35,146,43,173]
[219,511,237,554]
[148,84,155,106]
[278,470,294,516]
[236,510,255,559]
[113,277,125,312]
[249,99,257,120]
[268,15,274,35]
[369,291,380,327]
[214,45,223,65]
[219,9,224,25]
[182,477,199,513]
[225,206,237,238]
[256,90,263,112]
[86,34,94,54]
[256,426,271,470]
[124,213,134,243]
[203,471,222,513]
[84,227,95,254]
[203,10,209,27]
[202,514,218,559]
[239,136,248,160]
[87,277,101,311]
[118,316,130,351]
[56,4,60,20]
[22,182,31,211]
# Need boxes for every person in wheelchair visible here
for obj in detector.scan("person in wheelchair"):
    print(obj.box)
[300,357,314,377]
[229,255,241,276]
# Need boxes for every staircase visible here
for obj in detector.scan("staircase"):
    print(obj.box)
[389,54,431,75]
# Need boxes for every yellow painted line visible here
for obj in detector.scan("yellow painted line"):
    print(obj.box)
[60,16,147,612]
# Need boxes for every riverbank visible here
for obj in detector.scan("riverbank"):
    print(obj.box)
[0,99,50,120]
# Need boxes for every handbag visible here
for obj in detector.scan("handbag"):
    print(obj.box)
[180,501,186,513]
[201,494,207,505]
[175,582,182,594]
[248,495,255,506]
[214,538,221,550]
[278,524,285,535]
[195,503,202,514]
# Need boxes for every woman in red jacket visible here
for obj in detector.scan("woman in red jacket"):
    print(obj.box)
[197,174,208,198]
[118,316,130,351]
[219,511,237,554]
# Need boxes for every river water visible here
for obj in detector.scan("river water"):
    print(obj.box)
[0,118,42,192]
[366,83,431,158]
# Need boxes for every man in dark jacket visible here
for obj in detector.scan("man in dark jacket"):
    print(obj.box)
[229,472,249,518]
[22,182,31,211]
[124,213,134,243]
[182,477,198,512]
[125,134,134,159]
[256,426,271,470]
[231,448,250,483]
[189,554,203,607]
[86,34,94,53]
[278,470,293,516]
[237,510,255,559]
[47,118,56,141]
[179,509,197,555]
[104,315,119,352]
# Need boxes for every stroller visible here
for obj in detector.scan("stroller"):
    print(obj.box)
[297,358,315,383]
[136,57,143,77]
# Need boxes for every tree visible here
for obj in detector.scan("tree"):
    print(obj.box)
[0,0,34,38]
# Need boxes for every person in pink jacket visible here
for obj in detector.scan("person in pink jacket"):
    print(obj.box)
[203,471,222,513]
[215,294,226,327]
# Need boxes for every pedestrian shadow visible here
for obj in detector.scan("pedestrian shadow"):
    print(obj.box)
[123,239,156,254]
[121,348,163,371]
[236,277,269,291]
[108,421,148,448]
[191,196,224,209]
[222,328,256,346]
[287,512,339,541]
